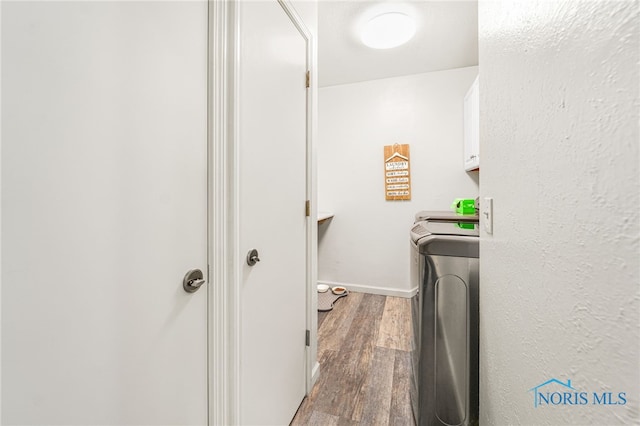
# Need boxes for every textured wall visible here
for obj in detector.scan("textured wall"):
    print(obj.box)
[479,1,639,424]
[318,67,479,295]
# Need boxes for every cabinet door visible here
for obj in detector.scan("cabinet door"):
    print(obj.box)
[464,76,480,171]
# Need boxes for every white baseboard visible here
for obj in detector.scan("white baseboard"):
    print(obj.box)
[317,280,417,299]
[311,361,320,388]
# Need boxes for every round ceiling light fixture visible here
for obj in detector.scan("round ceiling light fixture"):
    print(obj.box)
[360,12,416,49]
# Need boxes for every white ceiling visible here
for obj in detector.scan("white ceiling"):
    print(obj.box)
[318,1,479,87]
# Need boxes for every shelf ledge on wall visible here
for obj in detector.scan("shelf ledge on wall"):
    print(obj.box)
[318,211,334,224]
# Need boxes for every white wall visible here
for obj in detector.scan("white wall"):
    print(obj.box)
[318,67,479,296]
[0,2,3,419]
[0,2,3,418]
[479,2,639,424]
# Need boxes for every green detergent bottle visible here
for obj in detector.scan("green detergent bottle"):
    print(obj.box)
[451,198,476,215]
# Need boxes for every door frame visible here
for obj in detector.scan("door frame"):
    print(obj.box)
[207,1,317,424]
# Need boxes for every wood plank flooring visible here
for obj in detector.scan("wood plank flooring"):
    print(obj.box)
[291,292,415,426]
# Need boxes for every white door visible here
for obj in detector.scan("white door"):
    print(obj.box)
[2,2,208,424]
[238,1,309,424]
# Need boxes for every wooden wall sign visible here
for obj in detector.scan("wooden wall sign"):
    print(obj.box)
[384,144,411,201]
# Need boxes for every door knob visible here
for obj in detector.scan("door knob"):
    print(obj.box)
[247,249,260,266]
[183,269,206,293]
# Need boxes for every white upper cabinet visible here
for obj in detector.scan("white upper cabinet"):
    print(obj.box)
[464,75,480,171]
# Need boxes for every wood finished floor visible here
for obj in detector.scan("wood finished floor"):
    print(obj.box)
[291,292,415,426]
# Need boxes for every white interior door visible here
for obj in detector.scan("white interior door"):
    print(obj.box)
[238,1,309,424]
[1,2,208,424]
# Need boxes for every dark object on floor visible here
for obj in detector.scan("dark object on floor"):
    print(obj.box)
[318,289,349,312]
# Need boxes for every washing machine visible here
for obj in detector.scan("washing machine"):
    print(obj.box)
[410,220,479,426]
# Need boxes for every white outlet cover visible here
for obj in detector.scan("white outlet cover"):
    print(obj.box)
[483,197,493,234]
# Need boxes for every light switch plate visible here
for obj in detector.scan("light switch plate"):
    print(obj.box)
[483,197,493,234]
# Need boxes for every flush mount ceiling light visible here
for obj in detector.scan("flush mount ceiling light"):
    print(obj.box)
[361,12,416,49]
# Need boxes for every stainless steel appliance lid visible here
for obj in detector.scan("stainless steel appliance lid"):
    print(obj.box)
[424,220,479,237]
[414,210,479,223]
[410,220,479,244]
[410,222,430,243]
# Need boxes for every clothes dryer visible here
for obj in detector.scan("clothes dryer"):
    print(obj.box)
[409,220,479,426]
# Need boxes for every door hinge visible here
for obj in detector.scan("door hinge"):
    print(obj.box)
[306,70,310,88]
[305,200,310,217]
[305,330,310,347]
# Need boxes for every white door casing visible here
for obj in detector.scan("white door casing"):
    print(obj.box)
[236,1,311,424]
[1,2,208,424]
